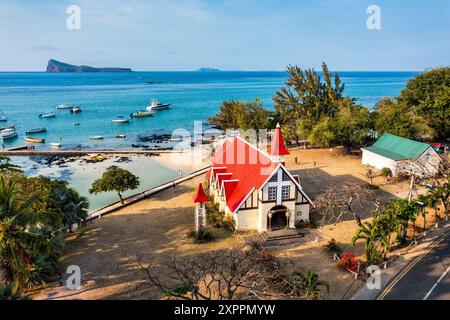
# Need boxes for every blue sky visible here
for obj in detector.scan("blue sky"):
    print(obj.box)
[0,0,449,71]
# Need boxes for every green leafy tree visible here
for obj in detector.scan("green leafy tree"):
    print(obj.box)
[89,166,140,204]
[352,219,387,265]
[209,100,244,130]
[373,98,430,139]
[0,176,61,291]
[399,67,450,140]
[0,282,28,300]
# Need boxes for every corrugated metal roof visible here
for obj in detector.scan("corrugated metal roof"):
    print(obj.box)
[362,133,430,160]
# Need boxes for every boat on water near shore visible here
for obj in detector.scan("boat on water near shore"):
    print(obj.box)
[70,106,82,113]
[51,142,62,148]
[112,116,130,123]
[130,110,153,118]
[146,100,171,111]
[1,128,18,140]
[25,137,45,143]
[25,126,47,134]
[89,135,104,140]
[116,134,126,139]
[39,112,56,119]
[56,104,73,110]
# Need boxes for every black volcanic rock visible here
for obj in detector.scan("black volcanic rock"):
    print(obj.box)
[46,59,132,73]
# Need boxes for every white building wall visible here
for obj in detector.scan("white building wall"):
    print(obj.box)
[362,149,398,175]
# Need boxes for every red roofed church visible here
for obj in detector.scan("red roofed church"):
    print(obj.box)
[207,124,313,232]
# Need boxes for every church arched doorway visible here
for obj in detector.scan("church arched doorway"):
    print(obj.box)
[268,205,288,230]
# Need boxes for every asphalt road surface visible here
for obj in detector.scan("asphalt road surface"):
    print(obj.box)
[378,230,450,300]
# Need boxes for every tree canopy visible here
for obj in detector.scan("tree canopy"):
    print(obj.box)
[374,67,450,140]
[89,166,140,204]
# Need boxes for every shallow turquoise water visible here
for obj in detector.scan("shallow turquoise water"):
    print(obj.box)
[0,71,418,150]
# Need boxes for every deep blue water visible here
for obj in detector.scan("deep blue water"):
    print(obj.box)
[0,71,418,150]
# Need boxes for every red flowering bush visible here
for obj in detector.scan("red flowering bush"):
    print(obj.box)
[339,253,365,273]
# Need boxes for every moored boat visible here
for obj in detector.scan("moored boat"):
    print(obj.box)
[25,126,47,134]
[39,112,56,119]
[0,109,8,122]
[70,107,82,113]
[51,142,62,148]
[130,110,153,118]
[25,137,45,143]
[89,135,104,140]
[146,100,171,111]
[1,128,18,140]
[56,104,73,110]
[112,116,130,123]
[116,134,126,139]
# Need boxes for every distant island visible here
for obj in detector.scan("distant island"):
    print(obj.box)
[196,68,220,72]
[46,59,133,73]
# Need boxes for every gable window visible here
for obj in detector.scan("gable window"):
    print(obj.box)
[268,187,277,201]
[269,174,278,182]
[282,171,290,181]
[282,186,290,200]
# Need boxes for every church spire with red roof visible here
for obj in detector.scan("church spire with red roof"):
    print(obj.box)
[270,123,289,164]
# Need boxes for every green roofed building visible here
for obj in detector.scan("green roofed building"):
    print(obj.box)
[361,133,441,177]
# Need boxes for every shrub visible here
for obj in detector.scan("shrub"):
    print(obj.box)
[223,215,236,232]
[188,227,213,243]
[325,239,342,256]
[380,167,392,177]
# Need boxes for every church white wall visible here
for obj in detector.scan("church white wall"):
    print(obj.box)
[295,204,310,223]
[235,209,258,231]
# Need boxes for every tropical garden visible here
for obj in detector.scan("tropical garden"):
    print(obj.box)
[0,157,88,298]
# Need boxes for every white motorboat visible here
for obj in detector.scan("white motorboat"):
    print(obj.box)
[39,112,56,119]
[112,116,130,123]
[130,110,153,118]
[56,104,73,110]
[146,100,171,111]
[1,128,18,140]
[51,142,62,148]
[89,135,104,140]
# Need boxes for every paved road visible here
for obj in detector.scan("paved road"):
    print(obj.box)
[377,230,450,300]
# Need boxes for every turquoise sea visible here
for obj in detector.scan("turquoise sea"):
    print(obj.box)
[0,71,419,150]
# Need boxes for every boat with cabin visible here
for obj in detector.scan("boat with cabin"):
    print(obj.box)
[25,126,47,134]
[1,128,18,140]
[146,100,171,111]
[25,137,45,144]
[70,106,82,113]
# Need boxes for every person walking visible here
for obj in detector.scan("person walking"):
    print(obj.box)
[172,181,176,192]
[295,156,298,164]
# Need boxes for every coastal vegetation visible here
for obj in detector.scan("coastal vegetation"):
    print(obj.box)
[210,64,449,153]
[89,165,140,204]
[374,67,450,140]
[0,158,88,294]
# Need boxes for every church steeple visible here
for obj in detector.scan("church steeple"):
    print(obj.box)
[270,123,289,164]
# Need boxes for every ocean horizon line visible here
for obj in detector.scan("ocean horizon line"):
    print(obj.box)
[0,69,424,73]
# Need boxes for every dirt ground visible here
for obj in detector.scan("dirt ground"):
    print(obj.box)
[31,147,431,300]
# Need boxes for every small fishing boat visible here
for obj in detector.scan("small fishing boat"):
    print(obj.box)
[25,126,47,134]
[70,107,82,113]
[73,123,80,126]
[51,142,62,148]
[112,116,130,123]
[146,100,171,111]
[0,125,15,131]
[25,137,45,144]
[39,112,56,119]
[116,134,126,139]
[89,135,104,140]
[56,104,73,110]
[130,110,153,118]
[1,128,17,140]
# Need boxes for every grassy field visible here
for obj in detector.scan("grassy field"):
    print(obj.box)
[31,147,433,300]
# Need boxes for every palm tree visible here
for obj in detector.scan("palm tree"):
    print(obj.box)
[291,268,329,300]
[0,176,55,291]
[352,219,388,264]
[0,282,28,300]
